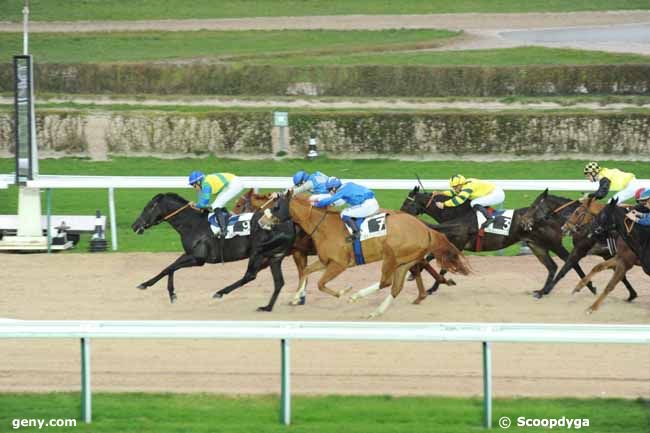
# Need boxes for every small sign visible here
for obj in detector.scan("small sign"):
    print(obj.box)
[273,111,288,127]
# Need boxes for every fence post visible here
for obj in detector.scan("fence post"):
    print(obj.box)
[81,337,91,423]
[108,187,117,251]
[483,341,492,428]
[281,338,291,425]
[46,188,52,253]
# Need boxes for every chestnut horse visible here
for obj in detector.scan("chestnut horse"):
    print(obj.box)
[262,194,471,318]
[573,199,646,313]
[234,189,458,306]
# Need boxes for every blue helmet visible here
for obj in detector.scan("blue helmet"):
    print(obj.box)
[292,170,309,186]
[188,170,205,186]
[326,177,342,191]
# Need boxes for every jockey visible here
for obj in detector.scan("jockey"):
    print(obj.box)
[188,170,245,233]
[437,174,505,228]
[291,170,331,201]
[584,162,637,203]
[626,188,650,226]
[314,178,379,241]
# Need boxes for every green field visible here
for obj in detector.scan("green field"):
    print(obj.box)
[0,393,647,433]
[0,30,459,64]
[248,47,650,66]
[1,0,649,21]
[0,158,647,254]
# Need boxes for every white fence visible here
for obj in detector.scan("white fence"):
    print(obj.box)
[1,320,648,427]
[2,174,649,251]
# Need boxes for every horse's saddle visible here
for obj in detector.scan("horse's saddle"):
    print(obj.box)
[476,209,513,236]
[345,213,388,242]
[208,212,254,239]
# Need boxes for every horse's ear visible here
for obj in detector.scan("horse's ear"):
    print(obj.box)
[543,188,549,197]
[245,188,253,197]
[611,197,619,206]
[414,186,419,193]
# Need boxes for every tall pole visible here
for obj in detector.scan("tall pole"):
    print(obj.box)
[23,0,29,55]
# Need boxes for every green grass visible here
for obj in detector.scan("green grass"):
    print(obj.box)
[1,0,649,21]
[0,30,458,64]
[246,46,650,66]
[0,393,647,433]
[0,157,648,254]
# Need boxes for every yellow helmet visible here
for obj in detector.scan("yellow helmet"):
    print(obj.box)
[583,162,601,176]
[449,174,466,188]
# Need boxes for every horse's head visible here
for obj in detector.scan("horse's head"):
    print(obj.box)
[562,197,600,236]
[131,193,190,234]
[519,189,553,231]
[400,186,424,216]
[258,194,291,230]
[591,198,618,239]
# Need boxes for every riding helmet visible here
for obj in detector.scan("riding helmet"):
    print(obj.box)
[583,162,601,176]
[188,170,205,186]
[293,170,309,186]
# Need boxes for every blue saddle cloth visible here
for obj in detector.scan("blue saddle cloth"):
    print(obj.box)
[352,217,365,265]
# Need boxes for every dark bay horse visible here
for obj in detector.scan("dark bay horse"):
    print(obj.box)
[573,199,649,313]
[131,192,293,311]
[263,194,471,318]
[400,187,596,296]
[522,194,638,301]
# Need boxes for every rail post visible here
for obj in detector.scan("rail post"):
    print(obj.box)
[281,338,291,425]
[483,341,492,428]
[108,187,117,251]
[81,337,91,423]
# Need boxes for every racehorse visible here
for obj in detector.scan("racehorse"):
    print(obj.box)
[262,193,471,318]
[232,189,458,305]
[573,198,648,313]
[522,194,638,301]
[400,187,597,296]
[131,192,294,311]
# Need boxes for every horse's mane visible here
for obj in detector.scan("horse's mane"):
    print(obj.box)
[160,192,189,204]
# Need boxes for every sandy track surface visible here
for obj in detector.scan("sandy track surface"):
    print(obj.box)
[0,253,648,398]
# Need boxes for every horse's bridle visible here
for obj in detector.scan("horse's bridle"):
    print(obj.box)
[306,204,328,237]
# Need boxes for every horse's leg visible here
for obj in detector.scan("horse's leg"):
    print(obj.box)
[413,265,428,305]
[551,243,597,295]
[527,243,558,295]
[535,242,590,298]
[289,250,309,306]
[428,269,450,295]
[369,259,418,319]
[348,282,381,303]
[257,259,285,312]
[586,260,630,314]
[620,276,638,302]
[213,254,267,299]
[573,258,617,294]
[137,254,201,301]
[317,262,351,298]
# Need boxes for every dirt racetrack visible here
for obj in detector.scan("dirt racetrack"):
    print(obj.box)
[1,253,648,398]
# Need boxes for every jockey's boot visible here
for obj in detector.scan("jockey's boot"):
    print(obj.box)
[214,207,229,237]
[342,216,360,242]
[473,204,494,230]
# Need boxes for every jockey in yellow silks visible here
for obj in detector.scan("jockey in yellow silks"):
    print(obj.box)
[583,162,638,203]
[436,174,505,227]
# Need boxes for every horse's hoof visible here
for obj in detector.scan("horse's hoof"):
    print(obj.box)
[256,306,273,312]
[426,288,437,295]
[338,284,353,297]
[585,307,594,315]
[407,274,416,282]
[299,296,306,305]
[626,295,637,303]
[588,286,598,295]
[412,298,424,305]
[348,296,359,304]
[212,292,224,300]
[532,290,543,299]
[447,279,456,286]
[169,295,177,304]
[137,284,148,290]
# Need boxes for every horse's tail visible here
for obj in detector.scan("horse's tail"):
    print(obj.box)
[427,229,471,275]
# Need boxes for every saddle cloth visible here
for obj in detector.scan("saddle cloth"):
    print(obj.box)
[476,209,514,236]
[208,212,253,238]
[345,213,388,242]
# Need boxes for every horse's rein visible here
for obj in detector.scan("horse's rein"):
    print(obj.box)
[307,205,328,237]
[163,203,191,221]
[552,199,577,214]
[425,194,436,209]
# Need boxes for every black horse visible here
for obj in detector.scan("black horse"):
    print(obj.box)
[400,186,596,295]
[519,191,638,301]
[593,198,650,276]
[131,193,295,311]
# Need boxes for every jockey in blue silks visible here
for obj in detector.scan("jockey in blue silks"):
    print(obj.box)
[314,178,379,241]
[291,170,332,202]
[626,187,650,226]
